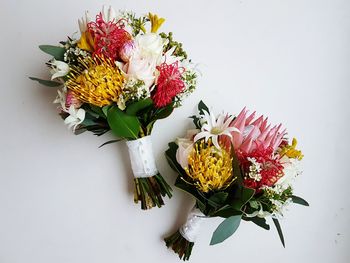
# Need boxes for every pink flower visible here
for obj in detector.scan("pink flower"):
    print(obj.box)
[230,108,286,154]
[65,90,82,109]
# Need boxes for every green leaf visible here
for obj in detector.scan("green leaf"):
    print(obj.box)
[208,192,228,207]
[152,104,174,120]
[210,215,242,245]
[189,115,201,129]
[243,216,270,230]
[231,147,243,187]
[213,206,242,218]
[174,177,205,209]
[165,142,186,176]
[126,98,153,116]
[107,106,141,139]
[272,218,285,247]
[29,77,62,87]
[291,195,309,206]
[90,105,106,118]
[198,100,209,115]
[98,139,122,148]
[102,105,111,117]
[39,45,66,60]
[231,186,255,211]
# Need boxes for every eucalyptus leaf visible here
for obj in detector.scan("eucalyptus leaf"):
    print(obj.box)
[126,98,153,116]
[39,45,66,60]
[29,77,62,87]
[107,106,141,139]
[273,218,285,247]
[291,195,309,206]
[210,215,242,245]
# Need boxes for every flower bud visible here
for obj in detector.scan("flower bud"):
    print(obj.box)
[119,40,136,62]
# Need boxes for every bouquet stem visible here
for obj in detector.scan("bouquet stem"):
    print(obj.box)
[164,230,194,261]
[134,173,172,210]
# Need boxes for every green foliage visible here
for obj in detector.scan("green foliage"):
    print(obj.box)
[29,77,62,87]
[98,139,122,148]
[198,100,209,115]
[243,216,270,230]
[291,195,309,206]
[107,106,141,139]
[210,215,242,245]
[273,218,285,247]
[159,32,188,59]
[126,98,153,116]
[124,12,149,36]
[189,100,208,128]
[152,104,174,120]
[39,45,66,60]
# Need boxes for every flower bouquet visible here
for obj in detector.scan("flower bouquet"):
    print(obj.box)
[30,6,198,210]
[164,101,308,260]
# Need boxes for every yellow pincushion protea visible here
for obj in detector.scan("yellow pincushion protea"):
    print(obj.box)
[66,56,125,107]
[185,140,235,193]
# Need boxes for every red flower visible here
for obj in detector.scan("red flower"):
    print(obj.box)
[238,146,284,190]
[87,13,131,60]
[152,61,185,108]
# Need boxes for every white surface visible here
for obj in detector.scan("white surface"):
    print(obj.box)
[0,0,349,262]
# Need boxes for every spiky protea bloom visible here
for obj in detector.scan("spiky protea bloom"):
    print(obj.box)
[230,108,286,154]
[66,56,125,107]
[185,140,235,193]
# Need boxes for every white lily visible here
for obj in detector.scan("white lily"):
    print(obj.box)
[78,10,91,33]
[102,5,117,22]
[64,105,86,131]
[193,110,240,149]
[49,60,70,80]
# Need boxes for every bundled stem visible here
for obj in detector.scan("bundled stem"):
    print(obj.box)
[134,173,172,210]
[164,230,194,261]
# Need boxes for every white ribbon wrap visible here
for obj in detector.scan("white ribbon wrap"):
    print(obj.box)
[126,136,158,178]
[179,207,206,242]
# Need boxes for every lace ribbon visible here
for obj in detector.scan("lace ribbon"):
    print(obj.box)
[179,207,206,242]
[126,136,158,178]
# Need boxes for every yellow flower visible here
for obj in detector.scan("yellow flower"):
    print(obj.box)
[280,138,304,160]
[66,56,125,107]
[77,31,95,52]
[148,13,165,33]
[185,140,235,193]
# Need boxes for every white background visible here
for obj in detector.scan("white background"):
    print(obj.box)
[0,0,349,262]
